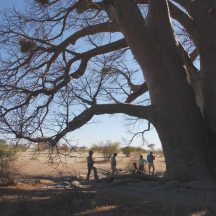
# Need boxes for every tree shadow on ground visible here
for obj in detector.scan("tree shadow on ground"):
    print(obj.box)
[0,175,216,216]
[0,175,97,216]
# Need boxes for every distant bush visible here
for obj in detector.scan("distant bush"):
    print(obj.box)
[155,149,164,156]
[121,146,136,157]
[90,144,101,153]
[90,141,120,159]
[58,145,88,153]
[58,144,70,152]
[33,142,49,152]
[77,146,87,152]
[147,143,156,151]
[14,144,29,152]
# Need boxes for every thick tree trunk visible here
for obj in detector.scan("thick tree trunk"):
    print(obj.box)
[201,50,216,177]
[108,0,212,180]
[153,109,209,180]
[188,0,216,176]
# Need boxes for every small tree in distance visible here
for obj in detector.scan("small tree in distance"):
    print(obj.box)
[148,144,156,152]
[90,141,120,160]
[121,146,136,157]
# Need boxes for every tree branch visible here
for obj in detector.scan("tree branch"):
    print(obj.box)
[135,0,195,41]
[53,103,155,143]
[168,1,195,39]
[125,83,148,103]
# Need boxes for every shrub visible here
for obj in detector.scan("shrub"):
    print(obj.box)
[121,146,136,157]
[155,149,164,156]
[58,144,70,152]
[148,144,156,151]
[0,139,14,158]
[33,142,49,152]
[0,139,16,185]
[14,144,29,152]
[90,144,102,153]
[90,141,120,159]
[77,146,87,152]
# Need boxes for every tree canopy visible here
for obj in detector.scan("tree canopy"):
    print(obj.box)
[0,0,153,144]
[1,0,216,180]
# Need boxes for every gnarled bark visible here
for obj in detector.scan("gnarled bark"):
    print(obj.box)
[106,0,211,180]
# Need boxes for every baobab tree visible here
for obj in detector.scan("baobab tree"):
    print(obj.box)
[0,0,216,181]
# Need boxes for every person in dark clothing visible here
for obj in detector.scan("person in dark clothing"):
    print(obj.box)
[86,150,99,180]
[111,153,118,176]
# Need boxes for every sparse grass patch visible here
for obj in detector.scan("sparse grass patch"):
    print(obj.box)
[14,144,29,152]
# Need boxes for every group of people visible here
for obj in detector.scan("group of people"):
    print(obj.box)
[129,152,155,175]
[86,150,155,180]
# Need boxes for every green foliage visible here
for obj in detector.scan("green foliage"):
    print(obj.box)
[90,141,120,159]
[0,139,15,158]
[121,146,136,157]
[121,146,147,157]
[0,139,16,185]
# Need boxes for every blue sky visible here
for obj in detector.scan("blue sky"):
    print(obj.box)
[0,0,162,149]
[0,0,23,9]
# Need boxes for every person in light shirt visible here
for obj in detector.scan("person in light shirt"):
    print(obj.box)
[147,151,155,175]
[138,155,147,174]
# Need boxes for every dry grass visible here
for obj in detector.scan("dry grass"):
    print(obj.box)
[0,150,215,216]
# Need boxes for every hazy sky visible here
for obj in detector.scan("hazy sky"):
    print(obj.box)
[0,0,162,149]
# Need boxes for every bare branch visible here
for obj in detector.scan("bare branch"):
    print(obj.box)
[53,103,155,143]
[168,1,195,40]
[125,83,148,103]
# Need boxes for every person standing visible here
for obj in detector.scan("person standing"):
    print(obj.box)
[111,153,118,176]
[86,150,99,180]
[138,155,147,174]
[147,151,155,175]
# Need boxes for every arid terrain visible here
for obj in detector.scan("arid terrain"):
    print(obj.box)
[0,149,216,216]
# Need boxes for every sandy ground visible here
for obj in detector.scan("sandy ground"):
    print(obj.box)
[14,150,165,178]
[1,150,216,216]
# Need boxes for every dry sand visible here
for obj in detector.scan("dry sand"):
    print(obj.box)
[1,150,216,216]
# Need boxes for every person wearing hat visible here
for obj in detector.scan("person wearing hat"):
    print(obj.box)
[86,150,99,180]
